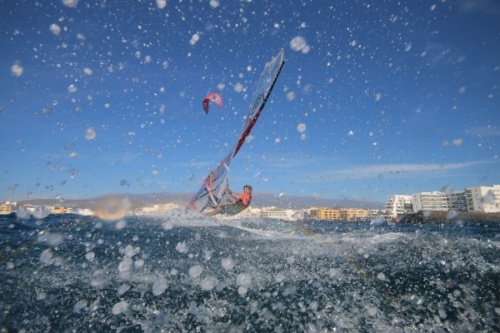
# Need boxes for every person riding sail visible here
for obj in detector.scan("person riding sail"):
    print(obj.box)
[206,185,252,216]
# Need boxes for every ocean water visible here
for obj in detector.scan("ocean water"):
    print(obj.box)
[0,212,499,332]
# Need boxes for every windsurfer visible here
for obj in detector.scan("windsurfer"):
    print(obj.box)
[206,185,252,216]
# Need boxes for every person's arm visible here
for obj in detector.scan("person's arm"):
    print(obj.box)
[226,188,239,200]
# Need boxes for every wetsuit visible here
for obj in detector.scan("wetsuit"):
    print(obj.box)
[218,193,251,215]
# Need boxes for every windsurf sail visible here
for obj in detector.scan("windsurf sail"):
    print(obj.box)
[187,49,285,213]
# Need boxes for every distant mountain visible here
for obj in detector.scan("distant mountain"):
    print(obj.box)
[251,192,384,209]
[17,192,384,210]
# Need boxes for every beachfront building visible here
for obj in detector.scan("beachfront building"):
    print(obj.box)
[50,206,67,214]
[134,203,180,216]
[445,191,468,211]
[465,185,500,213]
[411,190,468,212]
[367,209,387,221]
[339,208,369,221]
[259,207,303,221]
[0,202,15,215]
[384,195,413,218]
[386,184,500,215]
[309,207,341,220]
[412,192,449,212]
[308,207,368,221]
[238,207,263,219]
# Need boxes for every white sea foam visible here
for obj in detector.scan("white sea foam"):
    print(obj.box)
[221,257,234,270]
[112,300,128,315]
[152,276,168,296]
[188,264,203,278]
[2,213,497,332]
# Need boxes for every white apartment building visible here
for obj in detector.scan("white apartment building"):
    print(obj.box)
[134,203,180,216]
[384,184,500,216]
[238,207,263,219]
[236,207,302,221]
[411,191,468,212]
[412,191,449,212]
[465,185,500,213]
[260,207,303,221]
[384,195,413,218]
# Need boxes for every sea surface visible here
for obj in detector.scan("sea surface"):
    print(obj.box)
[0,212,499,332]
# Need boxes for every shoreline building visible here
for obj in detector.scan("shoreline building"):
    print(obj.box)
[259,207,303,221]
[465,185,500,213]
[134,203,179,216]
[340,208,369,221]
[309,207,369,221]
[384,184,500,218]
[309,207,340,220]
[0,201,15,215]
[411,191,468,212]
[384,195,413,218]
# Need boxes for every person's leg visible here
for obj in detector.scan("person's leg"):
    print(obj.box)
[205,204,224,216]
[205,207,219,216]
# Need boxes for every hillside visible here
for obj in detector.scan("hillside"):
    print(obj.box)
[16,192,384,210]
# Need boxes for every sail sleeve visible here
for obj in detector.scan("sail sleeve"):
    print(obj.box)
[234,49,285,157]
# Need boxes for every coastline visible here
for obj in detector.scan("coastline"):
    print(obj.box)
[399,211,500,224]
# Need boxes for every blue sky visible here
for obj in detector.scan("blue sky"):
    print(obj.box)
[1,0,499,204]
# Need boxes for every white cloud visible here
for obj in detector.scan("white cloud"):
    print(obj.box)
[457,0,500,16]
[257,154,491,181]
[466,126,500,137]
[328,162,484,179]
